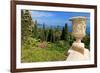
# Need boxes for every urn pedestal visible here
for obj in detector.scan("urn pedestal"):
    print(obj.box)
[67,16,90,61]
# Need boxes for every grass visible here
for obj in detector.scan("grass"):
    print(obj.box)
[21,38,70,63]
[21,48,67,62]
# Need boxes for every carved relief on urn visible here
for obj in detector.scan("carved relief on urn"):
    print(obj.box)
[70,16,87,41]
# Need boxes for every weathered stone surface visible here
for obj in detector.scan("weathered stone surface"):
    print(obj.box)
[67,16,90,61]
[70,16,86,39]
[67,42,90,61]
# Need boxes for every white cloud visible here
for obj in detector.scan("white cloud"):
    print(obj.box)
[30,11,54,18]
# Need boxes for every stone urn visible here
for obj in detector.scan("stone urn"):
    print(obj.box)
[70,16,87,43]
[66,16,90,61]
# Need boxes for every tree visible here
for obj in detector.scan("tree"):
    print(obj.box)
[40,24,45,42]
[48,28,53,42]
[68,33,74,46]
[61,23,68,41]
[55,26,61,42]
[21,10,33,44]
[64,23,68,41]
[82,34,90,50]
[61,27,65,40]
[32,20,38,38]
[44,28,49,42]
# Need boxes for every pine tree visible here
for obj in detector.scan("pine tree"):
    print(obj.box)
[61,27,65,40]
[40,24,45,42]
[48,28,53,42]
[64,23,68,41]
[32,20,38,38]
[61,23,68,41]
[44,28,49,42]
[21,10,33,44]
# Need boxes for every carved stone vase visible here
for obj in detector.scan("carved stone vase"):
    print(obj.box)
[67,16,90,61]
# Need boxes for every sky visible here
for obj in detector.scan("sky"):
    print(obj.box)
[30,10,90,33]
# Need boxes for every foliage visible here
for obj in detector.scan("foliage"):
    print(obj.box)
[82,34,90,50]
[21,10,33,44]
[32,20,38,39]
[21,37,70,62]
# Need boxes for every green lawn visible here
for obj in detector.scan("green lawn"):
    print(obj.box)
[21,38,69,63]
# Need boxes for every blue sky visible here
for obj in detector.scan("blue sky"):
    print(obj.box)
[30,10,90,33]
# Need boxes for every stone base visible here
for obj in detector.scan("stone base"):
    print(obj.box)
[66,42,90,61]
